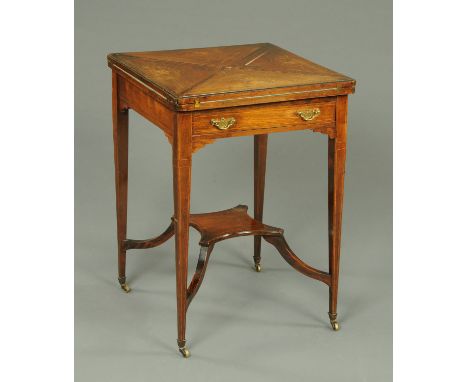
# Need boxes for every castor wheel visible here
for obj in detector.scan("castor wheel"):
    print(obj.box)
[254,263,262,272]
[328,312,340,331]
[331,321,340,331]
[179,347,191,358]
[118,277,131,293]
[120,283,131,293]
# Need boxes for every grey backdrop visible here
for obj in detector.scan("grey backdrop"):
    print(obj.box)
[75,1,392,381]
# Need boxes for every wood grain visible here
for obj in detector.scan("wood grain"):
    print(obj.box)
[124,222,174,250]
[172,112,192,348]
[192,97,336,137]
[189,205,283,247]
[186,245,214,308]
[108,43,355,111]
[263,235,331,285]
[328,95,348,319]
[254,135,268,268]
[108,43,355,353]
[118,76,175,145]
[112,72,129,286]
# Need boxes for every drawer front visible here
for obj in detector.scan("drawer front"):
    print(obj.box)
[192,98,336,137]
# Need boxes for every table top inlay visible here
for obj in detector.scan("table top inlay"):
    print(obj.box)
[108,43,355,110]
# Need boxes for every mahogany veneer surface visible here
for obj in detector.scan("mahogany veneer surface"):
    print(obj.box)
[108,43,355,110]
[108,42,355,356]
[189,205,283,246]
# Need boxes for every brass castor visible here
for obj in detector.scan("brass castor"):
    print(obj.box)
[120,283,131,293]
[118,277,131,293]
[179,347,191,358]
[254,263,262,272]
[328,312,340,331]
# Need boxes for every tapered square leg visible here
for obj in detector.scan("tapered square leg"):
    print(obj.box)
[112,72,131,293]
[254,134,268,272]
[328,95,348,330]
[173,113,192,357]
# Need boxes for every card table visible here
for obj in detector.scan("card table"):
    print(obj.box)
[107,43,356,357]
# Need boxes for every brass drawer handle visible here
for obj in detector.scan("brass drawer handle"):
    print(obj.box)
[297,108,320,121]
[210,117,236,130]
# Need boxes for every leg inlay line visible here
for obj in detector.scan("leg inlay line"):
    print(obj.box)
[263,235,331,285]
[124,222,175,250]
